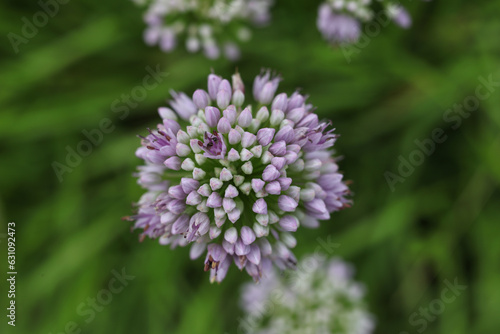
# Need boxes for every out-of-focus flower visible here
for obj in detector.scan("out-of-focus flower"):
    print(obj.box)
[133,0,273,60]
[386,4,411,29]
[125,70,351,283]
[317,0,428,45]
[240,254,375,334]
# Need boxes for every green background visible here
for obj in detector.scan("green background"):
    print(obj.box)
[1,0,499,333]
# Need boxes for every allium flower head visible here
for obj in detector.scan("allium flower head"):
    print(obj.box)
[126,70,351,283]
[240,254,375,334]
[133,0,273,60]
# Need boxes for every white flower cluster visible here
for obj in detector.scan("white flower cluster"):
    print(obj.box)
[317,0,421,44]
[134,0,273,60]
[240,254,375,334]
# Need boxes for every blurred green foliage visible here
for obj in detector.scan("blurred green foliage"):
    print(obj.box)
[1,0,499,333]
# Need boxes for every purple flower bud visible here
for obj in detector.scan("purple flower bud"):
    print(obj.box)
[247,244,261,265]
[271,157,286,170]
[262,165,281,182]
[238,107,253,128]
[265,181,281,195]
[278,177,292,191]
[209,226,221,239]
[176,143,191,157]
[241,226,256,245]
[158,107,177,120]
[287,107,305,123]
[269,141,287,156]
[278,195,298,212]
[210,177,223,191]
[304,198,330,220]
[286,92,305,111]
[205,106,221,127]
[252,198,268,215]
[257,128,275,146]
[225,184,239,198]
[224,227,238,244]
[241,132,257,148]
[232,90,244,106]
[271,93,288,111]
[166,199,186,214]
[227,207,242,223]
[197,184,211,197]
[232,72,245,92]
[228,129,242,145]
[251,178,265,193]
[168,185,186,199]
[206,192,222,208]
[223,106,237,124]
[217,89,231,109]
[208,74,222,100]
[193,89,210,109]
[240,148,253,161]
[227,148,240,161]
[218,79,231,93]
[186,191,202,205]
[217,117,231,134]
[164,156,181,170]
[269,109,285,127]
[259,81,278,104]
[161,211,177,225]
[279,215,299,232]
[287,186,301,202]
[181,178,199,194]
[253,70,281,104]
[235,237,251,256]
[317,173,343,190]
[222,240,235,254]
[223,198,236,212]
[284,151,298,164]
[219,168,233,181]
[253,222,268,237]
[296,113,318,127]
[171,214,189,234]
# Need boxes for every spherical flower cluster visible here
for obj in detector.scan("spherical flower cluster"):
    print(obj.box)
[240,255,375,334]
[133,0,273,60]
[126,70,351,283]
[317,0,423,44]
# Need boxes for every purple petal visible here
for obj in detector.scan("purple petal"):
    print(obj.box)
[257,128,275,146]
[278,195,298,212]
[279,215,299,232]
[262,165,280,182]
[252,198,268,215]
